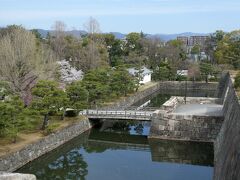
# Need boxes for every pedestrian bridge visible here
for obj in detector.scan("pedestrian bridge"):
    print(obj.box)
[79,107,158,121]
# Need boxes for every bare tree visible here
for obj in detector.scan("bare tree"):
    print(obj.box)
[0,27,56,105]
[188,63,200,82]
[82,17,105,71]
[83,17,101,36]
[51,21,67,58]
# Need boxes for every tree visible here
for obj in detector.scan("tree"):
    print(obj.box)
[83,17,101,36]
[152,61,173,81]
[50,21,67,58]
[66,81,89,111]
[200,62,213,83]
[82,18,109,71]
[191,45,201,55]
[0,26,56,105]
[103,34,124,66]
[31,80,69,130]
[188,63,200,82]
[81,68,111,105]
[125,32,142,52]
[0,96,28,142]
[111,67,136,96]
[234,72,240,89]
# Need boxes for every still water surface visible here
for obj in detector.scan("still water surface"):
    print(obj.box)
[17,120,213,180]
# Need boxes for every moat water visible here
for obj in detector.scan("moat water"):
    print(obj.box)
[17,90,215,180]
[17,121,214,180]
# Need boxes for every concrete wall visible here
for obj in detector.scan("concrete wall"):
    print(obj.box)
[214,74,240,180]
[103,81,218,110]
[0,119,91,172]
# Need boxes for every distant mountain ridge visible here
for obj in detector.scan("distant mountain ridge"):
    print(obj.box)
[35,29,209,41]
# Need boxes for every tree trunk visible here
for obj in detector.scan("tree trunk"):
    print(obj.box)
[61,110,66,120]
[205,75,208,84]
[41,114,49,130]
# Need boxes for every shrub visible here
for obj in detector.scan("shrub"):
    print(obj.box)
[43,123,60,136]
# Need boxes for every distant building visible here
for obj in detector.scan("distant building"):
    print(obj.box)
[188,36,209,47]
[177,35,209,47]
[128,67,152,84]
[177,36,188,46]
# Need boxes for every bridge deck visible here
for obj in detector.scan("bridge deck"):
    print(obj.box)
[79,109,154,121]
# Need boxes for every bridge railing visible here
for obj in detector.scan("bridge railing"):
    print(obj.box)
[79,109,153,119]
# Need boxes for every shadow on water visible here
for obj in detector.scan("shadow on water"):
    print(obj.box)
[17,120,214,180]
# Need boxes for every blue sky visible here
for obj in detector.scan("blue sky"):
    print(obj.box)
[1,0,240,34]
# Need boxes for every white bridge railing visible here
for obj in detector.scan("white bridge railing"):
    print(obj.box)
[79,109,155,121]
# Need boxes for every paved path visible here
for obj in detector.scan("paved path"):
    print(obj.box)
[173,104,223,116]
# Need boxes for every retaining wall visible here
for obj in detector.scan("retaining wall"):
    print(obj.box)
[0,119,91,172]
[103,81,218,110]
[150,110,223,142]
[149,96,223,142]
[214,74,240,180]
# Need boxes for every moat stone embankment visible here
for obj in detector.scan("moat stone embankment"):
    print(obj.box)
[214,73,240,180]
[0,119,91,172]
[0,81,218,174]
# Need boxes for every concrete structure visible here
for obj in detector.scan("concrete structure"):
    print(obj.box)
[177,70,188,76]
[177,36,188,46]
[188,36,209,47]
[128,66,152,84]
[102,81,217,110]
[149,96,223,142]
[177,35,209,47]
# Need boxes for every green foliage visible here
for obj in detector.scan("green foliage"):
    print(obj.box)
[110,67,136,96]
[152,61,173,81]
[125,32,142,52]
[214,30,240,69]
[43,123,60,136]
[31,80,69,129]
[80,67,136,106]
[234,72,240,89]
[0,81,11,99]
[176,75,187,81]
[31,80,69,115]
[0,96,38,142]
[191,45,201,55]
[66,81,89,110]
[200,62,215,83]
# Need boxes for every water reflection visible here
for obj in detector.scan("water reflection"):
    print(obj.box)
[17,120,213,180]
[17,132,90,180]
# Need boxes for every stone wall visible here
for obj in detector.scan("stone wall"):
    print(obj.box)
[214,74,240,180]
[150,110,223,142]
[149,96,223,142]
[0,119,91,172]
[103,81,217,110]
[0,172,36,180]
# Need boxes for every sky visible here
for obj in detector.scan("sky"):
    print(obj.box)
[0,0,240,34]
